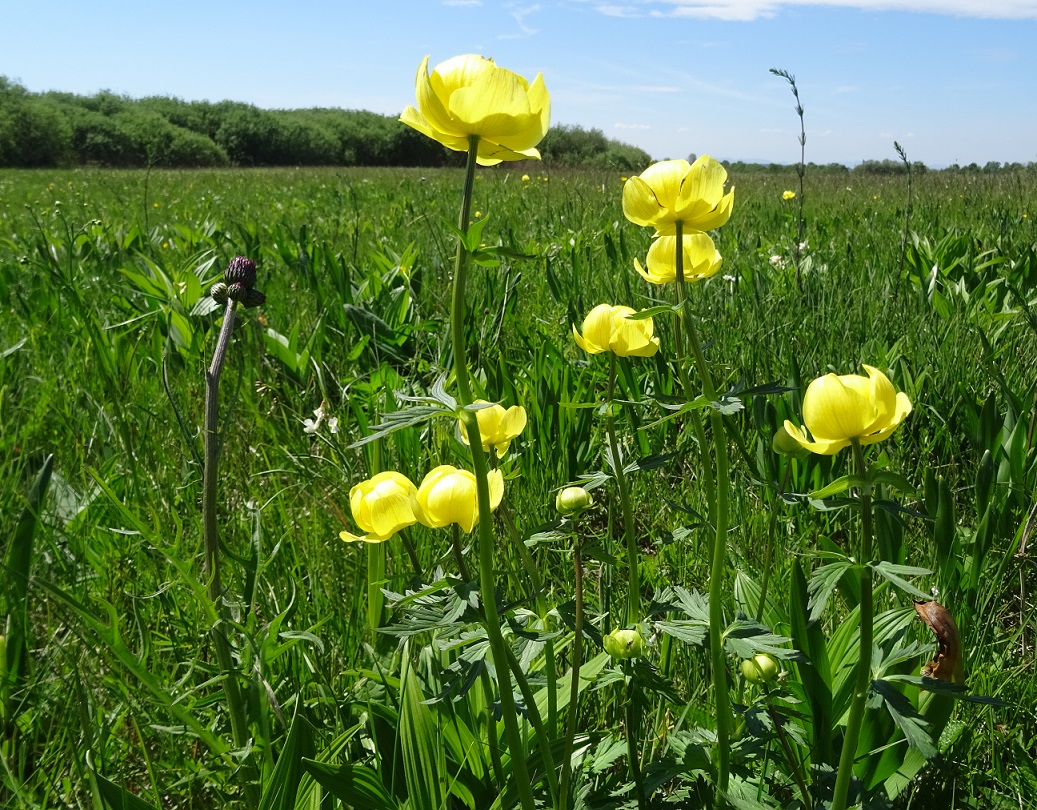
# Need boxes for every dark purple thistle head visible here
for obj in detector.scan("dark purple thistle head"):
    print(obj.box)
[224,256,257,289]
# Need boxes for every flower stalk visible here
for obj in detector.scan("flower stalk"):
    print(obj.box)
[452,135,537,810]
[831,439,875,810]
[674,220,732,803]
[203,293,259,805]
[559,526,585,809]
[606,354,641,626]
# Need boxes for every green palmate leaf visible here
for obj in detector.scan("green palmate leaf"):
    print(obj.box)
[722,618,803,661]
[654,587,710,647]
[624,451,677,474]
[809,474,865,500]
[348,403,454,448]
[711,395,744,415]
[885,674,1012,706]
[869,679,937,758]
[807,558,856,622]
[869,561,932,600]
[257,710,317,810]
[95,773,161,810]
[302,761,398,810]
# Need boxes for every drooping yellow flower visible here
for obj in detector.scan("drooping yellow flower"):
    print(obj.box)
[572,304,660,358]
[634,233,722,285]
[459,400,527,457]
[783,365,912,456]
[521,173,531,182]
[416,465,505,533]
[340,471,423,543]
[782,190,796,200]
[622,156,734,236]
[400,54,550,166]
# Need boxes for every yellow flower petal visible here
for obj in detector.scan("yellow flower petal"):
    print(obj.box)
[401,54,550,163]
[786,366,911,456]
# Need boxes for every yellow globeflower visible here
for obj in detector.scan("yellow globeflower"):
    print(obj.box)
[783,365,912,456]
[634,233,722,285]
[340,471,423,543]
[460,400,527,457]
[572,304,660,358]
[622,155,734,236]
[400,54,550,166]
[417,465,505,533]
[782,190,796,200]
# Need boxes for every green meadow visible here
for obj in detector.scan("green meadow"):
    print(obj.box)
[1,164,1036,808]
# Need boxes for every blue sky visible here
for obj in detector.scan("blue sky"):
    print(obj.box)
[2,0,1035,167]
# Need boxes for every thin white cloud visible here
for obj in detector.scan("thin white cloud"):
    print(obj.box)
[632,85,683,92]
[498,3,541,38]
[443,0,482,5]
[611,0,1037,21]
[595,4,643,15]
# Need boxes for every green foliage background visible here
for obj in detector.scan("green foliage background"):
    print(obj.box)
[1,164,1036,807]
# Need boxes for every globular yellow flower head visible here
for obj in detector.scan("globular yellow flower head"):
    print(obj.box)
[572,304,660,358]
[622,156,734,236]
[340,471,423,543]
[459,400,527,457]
[782,190,796,200]
[400,54,551,167]
[634,233,723,285]
[416,465,505,533]
[783,365,912,456]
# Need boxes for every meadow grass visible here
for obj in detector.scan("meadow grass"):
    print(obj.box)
[1,165,1035,808]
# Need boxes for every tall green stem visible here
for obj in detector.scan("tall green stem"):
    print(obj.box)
[203,298,259,805]
[674,221,732,805]
[606,354,640,626]
[831,440,874,810]
[451,136,537,810]
[624,663,647,810]
[559,531,584,808]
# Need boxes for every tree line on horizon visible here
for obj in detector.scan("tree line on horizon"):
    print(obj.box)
[1,77,1031,174]
[0,77,654,171]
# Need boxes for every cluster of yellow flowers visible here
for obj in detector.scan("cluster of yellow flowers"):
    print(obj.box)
[344,51,914,543]
[340,402,524,543]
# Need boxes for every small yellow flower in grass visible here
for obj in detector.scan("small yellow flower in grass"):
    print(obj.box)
[782,190,796,200]
[783,365,912,456]
[634,232,722,285]
[623,155,734,236]
[459,400,527,457]
[573,304,660,358]
[340,472,423,543]
[400,54,550,166]
[417,465,504,533]
[521,173,530,182]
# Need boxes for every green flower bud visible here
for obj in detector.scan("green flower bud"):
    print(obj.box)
[772,425,811,459]
[210,282,229,304]
[603,627,645,660]
[556,486,593,516]
[740,653,780,684]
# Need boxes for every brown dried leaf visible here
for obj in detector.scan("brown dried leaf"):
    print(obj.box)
[913,600,965,685]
